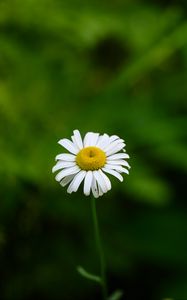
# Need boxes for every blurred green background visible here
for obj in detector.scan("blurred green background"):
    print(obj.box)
[0,0,187,299]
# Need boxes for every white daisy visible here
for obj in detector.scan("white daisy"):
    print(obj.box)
[52,130,130,198]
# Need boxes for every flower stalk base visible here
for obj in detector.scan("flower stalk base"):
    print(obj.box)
[91,196,108,300]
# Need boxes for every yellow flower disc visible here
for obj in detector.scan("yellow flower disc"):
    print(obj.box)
[76,146,106,171]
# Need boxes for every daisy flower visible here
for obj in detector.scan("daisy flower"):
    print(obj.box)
[52,130,130,198]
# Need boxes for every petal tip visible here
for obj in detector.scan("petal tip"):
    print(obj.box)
[52,166,56,173]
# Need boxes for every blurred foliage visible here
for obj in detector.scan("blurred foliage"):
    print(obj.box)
[0,0,187,299]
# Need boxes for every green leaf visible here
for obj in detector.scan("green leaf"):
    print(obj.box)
[108,290,123,300]
[77,266,101,284]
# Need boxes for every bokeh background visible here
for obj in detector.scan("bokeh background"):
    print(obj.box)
[0,0,187,299]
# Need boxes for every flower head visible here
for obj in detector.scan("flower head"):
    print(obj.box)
[52,130,130,198]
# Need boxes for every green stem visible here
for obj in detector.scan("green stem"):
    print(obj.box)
[91,196,108,300]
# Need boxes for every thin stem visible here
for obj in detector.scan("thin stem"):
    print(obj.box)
[91,196,108,300]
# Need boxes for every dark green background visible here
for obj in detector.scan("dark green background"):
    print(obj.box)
[0,0,187,299]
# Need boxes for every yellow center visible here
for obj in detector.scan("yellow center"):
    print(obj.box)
[76,146,106,171]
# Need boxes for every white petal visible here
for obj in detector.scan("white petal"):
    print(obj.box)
[92,174,103,196]
[93,170,108,193]
[98,185,104,196]
[106,159,130,168]
[52,161,76,173]
[55,166,80,182]
[72,130,83,149]
[104,139,124,152]
[102,167,123,182]
[91,177,99,198]
[107,153,129,160]
[55,153,76,161]
[60,175,75,187]
[83,171,93,196]
[84,132,99,147]
[98,169,111,191]
[105,164,129,174]
[67,170,86,193]
[58,139,79,154]
[109,135,121,143]
[89,133,99,146]
[83,132,93,147]
[106,142,125,156]
[96,134,110,150]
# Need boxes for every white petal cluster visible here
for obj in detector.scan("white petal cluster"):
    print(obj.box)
[52,130,130,198]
